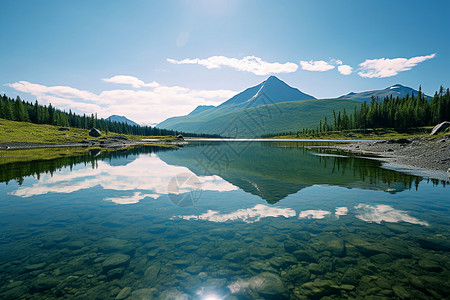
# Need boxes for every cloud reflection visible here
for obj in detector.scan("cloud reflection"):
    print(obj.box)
[10,154,238,203]
[172,204,296,223]
[354,204,429,226]
[299,209,331,219]
[104,192,160,205]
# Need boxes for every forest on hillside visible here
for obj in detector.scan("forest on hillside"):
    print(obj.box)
[0,95,218,137]
[325,86,450,132]
[263,86,450,137]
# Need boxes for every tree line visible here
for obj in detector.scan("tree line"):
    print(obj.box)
[0,94,219,137]
[323,86,449,132]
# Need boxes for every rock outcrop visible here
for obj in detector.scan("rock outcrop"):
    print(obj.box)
[430,121,450,135]
[89,128,102,137]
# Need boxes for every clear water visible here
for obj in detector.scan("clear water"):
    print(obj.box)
[0,142,449,299]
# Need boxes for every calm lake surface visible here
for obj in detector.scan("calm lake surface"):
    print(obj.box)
[0,141,449,299]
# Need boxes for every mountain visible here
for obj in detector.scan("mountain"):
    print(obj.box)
[157,76,355,137]
[338,84,431,101]
[106,115,140,126]
[217,75,316,108]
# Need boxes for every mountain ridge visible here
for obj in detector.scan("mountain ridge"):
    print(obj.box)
[106,115,140,126]
[338,84,431,101]
[157,77,429,137]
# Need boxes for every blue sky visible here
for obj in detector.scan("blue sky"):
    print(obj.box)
[1,0,449,123]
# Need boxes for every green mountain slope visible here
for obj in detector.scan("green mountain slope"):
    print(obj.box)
[158,76,362,137]
[159,98,361,137]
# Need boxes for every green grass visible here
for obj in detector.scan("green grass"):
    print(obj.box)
[0,118,169,143]
[0,147,97,164]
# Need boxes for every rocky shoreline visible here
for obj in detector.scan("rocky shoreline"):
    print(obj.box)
[325,135,450,173]
[0,136,185,150]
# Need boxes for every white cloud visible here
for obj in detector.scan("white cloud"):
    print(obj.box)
[102,75,160,88]
[354,204,428,226]
[330,59,343,65]
[338,65,353,75]
[299,60,335,72]
[5,78,236,123]
[167,55,298,75]
[357,53,436,78]
[172,204,296,223]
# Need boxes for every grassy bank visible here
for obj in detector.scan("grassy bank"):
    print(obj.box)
[266,127,437,140]
[0,118,171,143]
[0,147,99,164]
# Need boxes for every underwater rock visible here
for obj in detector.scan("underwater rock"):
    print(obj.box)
[250,247,274,258]
[223,250,249,261]
[348,238,385,256]
[249,261,276,273]
[107,267,125,278]
[340,284,355,291]
[98,238,135,253]
[102,254,130,270]
[291,231,311,241]
[416,238,450,252]
[285,265,311,283]
[370,253,394,264]
[298,279,340,299]
[269,254,297,269]
[45,230,70,242]
[341,268,362,285]
[385,223,408,234]
[255,272,287,297]
[418,259,443,272]
[130,288,158,300]
[293,250,317,263]
[32,277,59,291]
[2,285,29,299]
[283,240,299,253]
[144,262,161,284]
[307,263,327,275]
[116,287,132,300]
[392,285,411,299]
[229,272,286,297]
[327,238,346,257]
[172,260,190,267]
[25,262,46,271]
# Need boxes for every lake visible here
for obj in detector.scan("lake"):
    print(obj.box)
[0,141,449,299]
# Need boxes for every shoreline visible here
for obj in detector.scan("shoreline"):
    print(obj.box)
[317,135,450,174]
[1,135,448,176]
[0,138,185,150]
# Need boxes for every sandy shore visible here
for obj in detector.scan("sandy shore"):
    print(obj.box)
[325,135,450,173]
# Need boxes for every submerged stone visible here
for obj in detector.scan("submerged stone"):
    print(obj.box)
[107,267,125,278]
[392,285,411,299]
[116,287,132,300]
[293,250,317,262]
[130,288,157,300]
[98,238,134,253]
[102,254,130,270]
[418,259,443,272]
[285,265,311,283]
[25,262,46,271]
[32,277,59,291]
[144,262,161,284]
[291,231,311,241]
[299,279,340,298]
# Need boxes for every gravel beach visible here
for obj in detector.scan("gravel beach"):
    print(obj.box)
[328,134,450,173]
